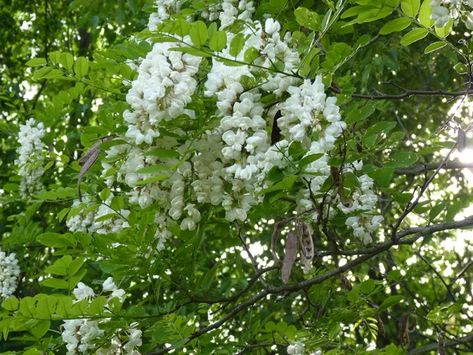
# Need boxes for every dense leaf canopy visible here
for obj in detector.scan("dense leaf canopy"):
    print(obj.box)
[0,0,472,354]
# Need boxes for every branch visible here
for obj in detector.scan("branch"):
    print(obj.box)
[408,333,473,354]
[395,160,473,176]
[415,251,456,302]
[148,216,473,354]
[341,88,473,100]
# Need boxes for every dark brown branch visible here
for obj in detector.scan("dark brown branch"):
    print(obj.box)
[341,88,473,100]
[395,160,473,175]
[408,333,473,354]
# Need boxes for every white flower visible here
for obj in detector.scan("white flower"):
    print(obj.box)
[73,282,95,301]
[102,277,117,292]
[124,327,143,353]
[0,249,21,298]
[111,288,126,302]
[148,0,181,31]
[265,18,281,35]
[287,341,305,355]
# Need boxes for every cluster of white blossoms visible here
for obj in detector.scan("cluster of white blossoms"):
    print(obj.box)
[0,249,21,298]
[287,342,305,355]
[335,162,384,244]
[62,279,141,354]
[287,342,322,355]
[90,0,384,247]
[430,0,473,29]
[66,195,129,235]
[147,0,180,31]
[16,118,45,197]
[124,40,201,145]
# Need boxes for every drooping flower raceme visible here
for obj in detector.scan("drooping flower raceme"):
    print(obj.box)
[66,194,129,235]
[61,279,140,354]
[16,118,45,197]
[0,249,21,298]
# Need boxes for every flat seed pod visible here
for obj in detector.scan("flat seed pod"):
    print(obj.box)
[299,222,314,260]
[281,231,298,284]
[271,221,284,262]
[458,129,466,152]
[78,135,114,200]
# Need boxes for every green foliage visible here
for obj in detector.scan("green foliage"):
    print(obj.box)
[0,0,472,354]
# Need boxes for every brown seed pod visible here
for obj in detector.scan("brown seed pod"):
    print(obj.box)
[281,231,298,284]
[457,129,466,152]
[399,313,410,346]
[78,135,114,201]
[298,222,314,260]
[271,221,285,262]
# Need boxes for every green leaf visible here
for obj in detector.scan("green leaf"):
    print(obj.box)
[189,21,208,47]
[379,295,404,312]
[136,164,168,174]
[45,255,72,276]
[424,41,447,54]
[365,121,397,136]
[169,47,212,57]
[401,0,420,17]
[74,57,89,77]
[2,296,19,311]
[346,105,375,124]
[379,18,412,35]
[400,28,428,46]
[29,320,50,338]
[145,148,180,159]
[454,63,468,74]
[387,270,402,281]
[299,153,324,168]
[418,0,433,27]
[429,202,445,221]
[360,279,376,294]
[136,175,169,185]
[171,19,190,37]
[387,151,418,168]
[229,33,245,57]
[244,47,260,63]
[294,7,320,31]
[40,278,69,289]
[435,18,453,37]
[209,31,227,52]
[369,167,394,188]
[263,175,298,194]
[59,52,74,71]
[26,58,47,67]
[37,232,76,248]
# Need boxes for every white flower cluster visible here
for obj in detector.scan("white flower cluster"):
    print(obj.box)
[287,342,322,355]
[430,0,473,28]
[336,163,384,244]
[66,195,129,235]
[62,279,141,354]
[0,249,20,298]
[95,1,384,248]
[287,341,305,355]
[16,118,45,197]
[124,41,201,145]
[148,0,181,31]
[219,0,255,29]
